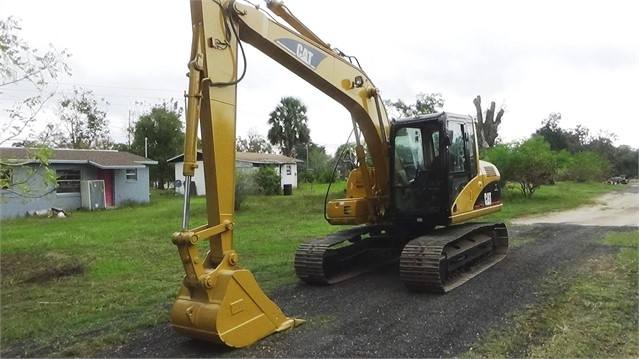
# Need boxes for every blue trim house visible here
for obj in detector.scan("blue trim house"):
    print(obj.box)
[0,147,157,219]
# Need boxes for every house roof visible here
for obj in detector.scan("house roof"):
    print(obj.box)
[236,152,302,164]
[0,147,158,169]
[168,150,302,165]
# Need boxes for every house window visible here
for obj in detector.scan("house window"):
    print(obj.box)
[1,165,13,189]
[286,165,292,175]
[126,169,138,181]
[56,169,81,193]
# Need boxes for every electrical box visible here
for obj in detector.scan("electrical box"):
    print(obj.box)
[81,180,106,210]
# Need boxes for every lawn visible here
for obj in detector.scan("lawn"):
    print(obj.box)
[0,181,630,357]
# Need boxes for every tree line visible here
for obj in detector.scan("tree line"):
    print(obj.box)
[486,113,637,198]
[240,92,638,201]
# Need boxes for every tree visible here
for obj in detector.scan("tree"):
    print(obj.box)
[533,113,602,154]
[612,145,638,179]
[332,141,373,179]
[53,87,112,149]
[385,92,444,118]
[584,131,616,160]
[235,169,256,210]
[333,142,357,178]
[534,113,576,152]
[131,101,184,189]
[534,114,630,174]
[293,142,335,183]
[110,142,131,152]
[236,128,273,153]
[0,146,57,200]
[1,16,71,146]
[306,144,333,183]
[1,16,71,198]
[267,97,311,157]
[485,136,559,198]
[566,151,611,182]
[473,95,504,149]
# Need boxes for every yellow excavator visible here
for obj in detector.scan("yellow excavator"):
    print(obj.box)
[171,0,508,348]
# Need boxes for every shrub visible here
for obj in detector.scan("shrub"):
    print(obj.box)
[566,151,612,182]
[235,170,256,210]
[254,165,281,195]
[485,137,559,198]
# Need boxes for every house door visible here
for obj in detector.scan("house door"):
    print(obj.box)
[97,169,114,206]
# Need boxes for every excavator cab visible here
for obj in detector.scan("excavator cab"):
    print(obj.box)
[390,112,478,228]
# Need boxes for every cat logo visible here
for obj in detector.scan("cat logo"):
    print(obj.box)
[275,38,326,70]
[296,43,313,67]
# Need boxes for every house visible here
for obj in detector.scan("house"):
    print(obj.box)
[168,150,302,196]
[0,147,158,219]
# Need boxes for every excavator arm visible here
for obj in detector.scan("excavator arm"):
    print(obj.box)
[171,0,392,348]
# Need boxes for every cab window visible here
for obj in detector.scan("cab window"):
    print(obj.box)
[448,122,466,172]
[394,127,425,183]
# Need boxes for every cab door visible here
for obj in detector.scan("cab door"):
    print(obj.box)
[445,118,477,207]
[389,120,447,225]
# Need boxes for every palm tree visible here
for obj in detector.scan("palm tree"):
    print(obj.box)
[267,97,311,157]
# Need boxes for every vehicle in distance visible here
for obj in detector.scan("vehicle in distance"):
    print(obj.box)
[607,176,628,184]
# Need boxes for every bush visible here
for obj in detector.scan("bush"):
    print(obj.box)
[235,170,256,210]
[254,165,281,195]
[566,151,612,182]
[485,137,559,198]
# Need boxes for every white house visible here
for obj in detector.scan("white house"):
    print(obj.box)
[168,150,302,196]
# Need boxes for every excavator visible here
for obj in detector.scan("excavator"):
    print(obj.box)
[170,0,508,349]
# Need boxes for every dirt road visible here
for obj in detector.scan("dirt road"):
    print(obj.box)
[513,182,639,226]
[101,184,638,358]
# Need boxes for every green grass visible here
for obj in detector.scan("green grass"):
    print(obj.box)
[462,230,639,358]
[0,180,629,357]
[0,183,343,357]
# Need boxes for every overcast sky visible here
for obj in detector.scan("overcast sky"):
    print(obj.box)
[2,0,638,154]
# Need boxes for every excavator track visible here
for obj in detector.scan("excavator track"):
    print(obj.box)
[295,225,407,284]
[295,222,508,291]
[400,222,508,293]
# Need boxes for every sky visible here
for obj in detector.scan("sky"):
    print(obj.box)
[2,0,638,155]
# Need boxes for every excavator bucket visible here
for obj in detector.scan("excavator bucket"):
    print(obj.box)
[171,267,302,348]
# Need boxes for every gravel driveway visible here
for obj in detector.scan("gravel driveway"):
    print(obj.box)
[101,183,638,358]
